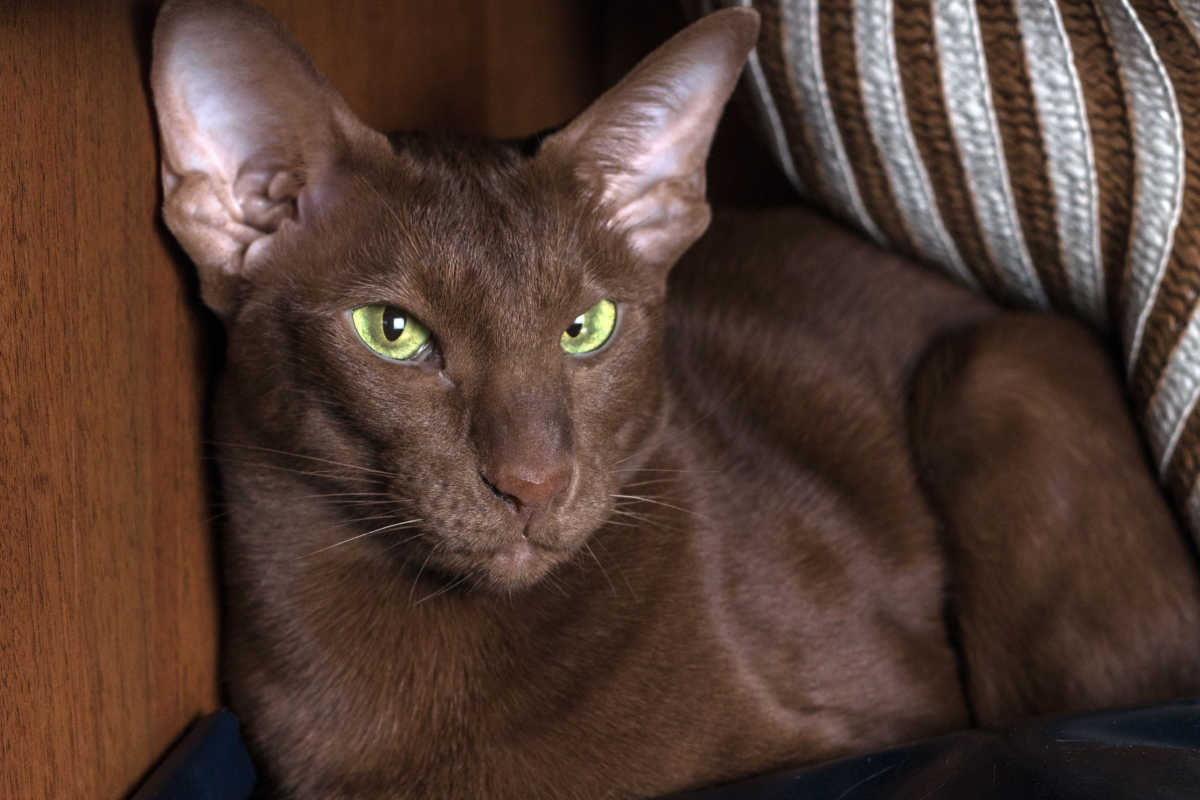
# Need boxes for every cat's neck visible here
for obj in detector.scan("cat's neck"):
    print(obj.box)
[221,437,697,785]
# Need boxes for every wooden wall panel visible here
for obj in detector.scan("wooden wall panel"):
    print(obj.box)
[0,1,601,797]
[258,0,602,137]
[1,2,219,797]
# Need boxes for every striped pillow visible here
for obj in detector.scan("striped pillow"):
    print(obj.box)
[698,0,1200,541]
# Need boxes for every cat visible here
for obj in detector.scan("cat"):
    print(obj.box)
[151,0,1200,797]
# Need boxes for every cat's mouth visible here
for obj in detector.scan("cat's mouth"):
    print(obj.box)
[382,463,611,592]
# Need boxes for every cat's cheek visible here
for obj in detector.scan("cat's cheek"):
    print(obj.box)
[613,411,648,453]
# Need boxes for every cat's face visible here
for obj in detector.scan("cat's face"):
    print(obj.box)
[226,138,668,588]
[152,0,758,589]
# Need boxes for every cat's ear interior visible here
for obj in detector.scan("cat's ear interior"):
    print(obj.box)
[540,8,759,271]
[151,0,389,316]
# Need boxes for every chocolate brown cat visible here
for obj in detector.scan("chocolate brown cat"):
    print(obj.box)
[151,1,1200,797]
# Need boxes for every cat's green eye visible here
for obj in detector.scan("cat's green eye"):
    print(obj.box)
[561,299,617,356]
[351,304,433,362]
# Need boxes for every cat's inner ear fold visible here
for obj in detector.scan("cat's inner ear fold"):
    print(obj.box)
[541,8,759,270]
[151,0,388,315]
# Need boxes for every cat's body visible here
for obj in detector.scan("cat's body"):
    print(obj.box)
[152,2,1200,798]
[218,205,980,797]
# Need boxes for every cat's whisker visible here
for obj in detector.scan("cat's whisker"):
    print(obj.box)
[336,512,413,526]
[608,507,687,536]
[588,538,638,600]
[583,542,617,598]
[408,549,438,606]
[610,451,644,467]
[208,440,401,479]
[414,572,473,607]
[383,531,429,553]
[608,508,659,524]
[610,498,675,517]
[325,499,411,510]
[298,491,403,500]
[611,493,709,521]
[621,477,679,489]
[538,570,569,598]
[304,518,424,557]
[610,467,720,475]
[302,493,416,513]
[206,456,377,484]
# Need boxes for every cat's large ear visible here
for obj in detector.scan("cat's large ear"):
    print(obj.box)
[151,0,390,316]
[539,8,759,271]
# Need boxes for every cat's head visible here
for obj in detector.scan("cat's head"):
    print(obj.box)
[152,0,758,590]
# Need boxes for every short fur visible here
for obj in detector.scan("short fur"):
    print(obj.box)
[151,2,1200,798]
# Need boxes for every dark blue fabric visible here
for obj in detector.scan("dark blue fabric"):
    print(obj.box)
[675,698,1200,799]
[138,709,256,800]
[139,700,1200,798]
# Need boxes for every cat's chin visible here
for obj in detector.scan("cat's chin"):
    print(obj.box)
[476,539,569,591]
[429,538,573,593]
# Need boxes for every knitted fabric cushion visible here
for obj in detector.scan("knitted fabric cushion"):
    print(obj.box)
[695,0,1200,540]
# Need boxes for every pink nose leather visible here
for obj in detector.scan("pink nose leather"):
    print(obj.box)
[485,461,571,513]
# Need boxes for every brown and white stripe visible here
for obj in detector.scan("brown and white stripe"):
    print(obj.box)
[1016,0,1104,324]
[783,0,884,241]
[1098,0,1184,371]
[726,0,809,193]
[935,0,1047,304]
[703,0,1200,544]
[856,0,969,275]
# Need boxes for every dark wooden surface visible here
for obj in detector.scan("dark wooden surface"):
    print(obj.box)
[0,1,602,796]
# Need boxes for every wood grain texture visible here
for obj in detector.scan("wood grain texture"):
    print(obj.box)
[258,0,602,137]
[1,1,219,797]
[0,1,600,797]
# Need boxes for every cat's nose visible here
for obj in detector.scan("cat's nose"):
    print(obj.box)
[481,461,571,516]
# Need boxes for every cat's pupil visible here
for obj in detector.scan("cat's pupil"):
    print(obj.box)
[382,307,407,342]
[566,317,584,338]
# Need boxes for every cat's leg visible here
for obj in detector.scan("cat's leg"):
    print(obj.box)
[909,313,1200,726]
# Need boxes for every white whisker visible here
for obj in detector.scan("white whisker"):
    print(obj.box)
[589,538,638,600]
[297,491,402,500]
[206,456,369,483]
[304,518,424,557]
[621,477,678,489]
[611,467,720,474]
[383,531,428,553]
[608,507,688,535]
[414,572,472,606]
[408,548,438,606]
[209,440,399,478]
[611,493,707,521]
[583,542,617,598]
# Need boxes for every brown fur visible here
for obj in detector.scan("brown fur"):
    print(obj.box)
[151,3,1200,798]
[911,314,1200,724]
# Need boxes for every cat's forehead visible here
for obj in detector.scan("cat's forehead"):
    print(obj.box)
[339,135,629,329]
